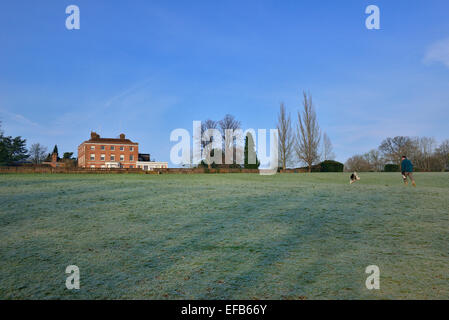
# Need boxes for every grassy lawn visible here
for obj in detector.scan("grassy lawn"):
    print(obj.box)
[0,172,448,299]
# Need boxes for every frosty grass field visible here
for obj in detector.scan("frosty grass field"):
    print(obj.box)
[0,172,448,299]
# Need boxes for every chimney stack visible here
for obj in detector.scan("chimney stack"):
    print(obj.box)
[120,133,125,140]
[91,132,100,140]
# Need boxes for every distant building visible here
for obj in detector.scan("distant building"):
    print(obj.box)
[136,153,168,171]
[77,132,168,170]
[42,153,65,168]
[138,153,151,162]
[78,132,139,168]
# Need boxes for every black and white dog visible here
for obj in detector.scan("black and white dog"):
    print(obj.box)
[350,172,360,184]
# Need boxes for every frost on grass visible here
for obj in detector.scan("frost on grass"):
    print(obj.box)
[0,173,448,299]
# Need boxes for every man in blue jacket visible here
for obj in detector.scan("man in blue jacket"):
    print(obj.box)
[401,155,416,187]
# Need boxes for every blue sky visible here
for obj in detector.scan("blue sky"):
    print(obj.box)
[1,0,449,165]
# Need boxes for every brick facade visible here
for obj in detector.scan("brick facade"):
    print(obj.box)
[78,132,139,168]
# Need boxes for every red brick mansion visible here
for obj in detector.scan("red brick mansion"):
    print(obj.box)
[78,132,167,170]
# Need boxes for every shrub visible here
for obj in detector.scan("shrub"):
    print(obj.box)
[384,164,400,172]
[198,160,208,168]
[319,160,344,172]
[299,164,321,172]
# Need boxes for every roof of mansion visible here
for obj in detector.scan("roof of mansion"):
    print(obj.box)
[80,132,138,145]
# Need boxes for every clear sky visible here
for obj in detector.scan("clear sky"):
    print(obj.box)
[1,0,449,165]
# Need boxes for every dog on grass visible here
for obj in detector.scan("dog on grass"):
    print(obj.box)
[350,172,360,184]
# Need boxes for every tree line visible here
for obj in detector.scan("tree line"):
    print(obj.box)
[345,136,449,172]
[197,91,337,172]
[275,93,449,172]
[198,91,334,172]
[3,98,448,172]
[196,114,260,169]
[0,121,76,167]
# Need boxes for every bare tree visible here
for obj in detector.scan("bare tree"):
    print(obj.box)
[276,103,294,170]
[435,139,449,171]
[29,143,47,164]
[322,132,335,161]
[295,91,321,172]
[218,114,242,165]
[345,154,372,172]
[416,137,436,171]
[379,136,416,165]
[363,149,385,172]
[200,119,218,168]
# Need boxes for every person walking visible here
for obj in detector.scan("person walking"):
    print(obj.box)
[401,155,416,187]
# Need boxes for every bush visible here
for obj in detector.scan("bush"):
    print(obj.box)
[198,160,208,168]
[384,164,399,172]
[319,160,344,172]
[299,164,321,172]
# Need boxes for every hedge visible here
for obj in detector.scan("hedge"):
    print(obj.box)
[319,160,344,172]
[384,164,400,172]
